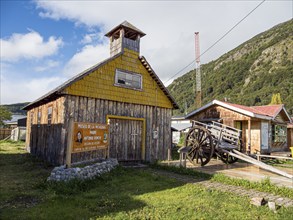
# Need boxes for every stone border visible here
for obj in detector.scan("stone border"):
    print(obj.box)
[47,159,119,182]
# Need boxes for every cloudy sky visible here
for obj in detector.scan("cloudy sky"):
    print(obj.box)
[1,0,292,104]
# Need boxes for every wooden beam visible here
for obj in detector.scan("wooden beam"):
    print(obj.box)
[227,149,293,179]
[248,119,251,154]
[66,117,74,168]
[256,154,293,161]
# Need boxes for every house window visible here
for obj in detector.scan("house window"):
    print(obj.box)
[48,106,52,126]
[37,110,41,126]
[115,69,142,90]
[272,124,287,143]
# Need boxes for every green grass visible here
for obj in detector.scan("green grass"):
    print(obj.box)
[263,158,293,168]
[152,163,293,199]
[1,141,293,219]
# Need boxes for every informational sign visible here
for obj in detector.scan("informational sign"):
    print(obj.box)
[72,122,109,153]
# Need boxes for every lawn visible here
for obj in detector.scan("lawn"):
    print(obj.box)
[1,141,293,219]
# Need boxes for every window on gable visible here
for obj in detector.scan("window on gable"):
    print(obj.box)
[115,69,142,90]
[48,106,53,126]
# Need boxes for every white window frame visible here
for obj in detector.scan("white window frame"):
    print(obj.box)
[114,69,142,90]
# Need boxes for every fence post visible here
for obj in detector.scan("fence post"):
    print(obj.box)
[66,117,74,168]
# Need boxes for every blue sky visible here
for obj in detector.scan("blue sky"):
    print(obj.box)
[1,0,292,104]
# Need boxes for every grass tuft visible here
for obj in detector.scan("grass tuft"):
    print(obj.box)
[153,163,293,199]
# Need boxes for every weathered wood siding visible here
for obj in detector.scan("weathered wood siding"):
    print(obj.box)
[25,48,175,165]
[188,105,293,154]
[63,95,172,164]
[0,129,12,140]
[109,118,143,161]
[25,97,65,165]
[288,128,293,148]
[189,105,266,153]
[250,121,261,154]
[189,105,253,151]
[189,106,251,125]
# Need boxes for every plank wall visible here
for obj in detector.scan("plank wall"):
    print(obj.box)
[63,95,172,164]
[25,97,65,165]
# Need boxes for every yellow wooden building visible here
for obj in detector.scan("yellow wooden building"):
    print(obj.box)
[24,21,179,165]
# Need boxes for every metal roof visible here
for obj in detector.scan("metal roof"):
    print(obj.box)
[171,123,192,132]
[185,100,291,121]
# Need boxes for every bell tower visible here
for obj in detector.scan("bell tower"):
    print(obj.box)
[105,21,146,57]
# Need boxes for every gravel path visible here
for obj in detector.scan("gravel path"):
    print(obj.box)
[148,168,293,208]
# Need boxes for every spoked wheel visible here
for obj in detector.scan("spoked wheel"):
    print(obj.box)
[218,140,242,164]
[185,126,214,166]
[218,152,238,164]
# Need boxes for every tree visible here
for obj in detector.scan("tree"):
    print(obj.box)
[0,106,12,126]
[270,93,282,105]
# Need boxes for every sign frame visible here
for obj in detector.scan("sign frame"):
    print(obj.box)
[66,118,109,168]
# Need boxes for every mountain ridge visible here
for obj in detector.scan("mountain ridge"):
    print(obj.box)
[168,19,293,116]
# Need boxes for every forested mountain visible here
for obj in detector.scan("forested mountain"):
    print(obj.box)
[168,19,293,116]
[2,102,29,115]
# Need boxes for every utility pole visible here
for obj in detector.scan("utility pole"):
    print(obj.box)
[194,32,201,108]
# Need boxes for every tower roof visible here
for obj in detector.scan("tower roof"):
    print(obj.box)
[105,21,146,38]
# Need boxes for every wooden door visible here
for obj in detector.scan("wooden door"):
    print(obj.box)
[109,118,143,161]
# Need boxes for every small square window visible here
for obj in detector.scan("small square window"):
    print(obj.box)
[115,69,142,90]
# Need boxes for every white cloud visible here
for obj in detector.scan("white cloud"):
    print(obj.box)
[34,60,60,72]
[35,0,292,84]
[1,75,66,104]
[63,43,109,77]
[0,31,63,62]
[80,33,104,45]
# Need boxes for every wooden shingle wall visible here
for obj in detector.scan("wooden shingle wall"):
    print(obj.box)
[64,48,173,109]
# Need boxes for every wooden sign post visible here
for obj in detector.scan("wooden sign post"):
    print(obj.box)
[66,117,74,168]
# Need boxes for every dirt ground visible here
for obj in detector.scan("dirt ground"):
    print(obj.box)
[163,159,293,188]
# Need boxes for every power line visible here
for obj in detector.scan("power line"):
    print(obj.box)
[163,0,266,85]
[164,60,195,84]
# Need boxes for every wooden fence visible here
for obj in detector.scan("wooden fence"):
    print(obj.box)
[0,129,12,140]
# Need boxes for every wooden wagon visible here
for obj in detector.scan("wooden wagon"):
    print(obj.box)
[179,120,293,179]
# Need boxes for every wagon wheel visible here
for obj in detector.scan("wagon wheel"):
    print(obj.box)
[185,126,214,166]
[219,139,242,164]
[219,152,238,164]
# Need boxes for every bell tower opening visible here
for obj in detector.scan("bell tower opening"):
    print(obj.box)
[105,21,146,57]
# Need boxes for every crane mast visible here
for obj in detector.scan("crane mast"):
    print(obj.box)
[194,32,201,108]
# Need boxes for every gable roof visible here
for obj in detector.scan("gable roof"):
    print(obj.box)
[139,56,179,109]
[23,52,179,110]
[252,105,283,118]
[185,99,292,122]
[105,21,146,37]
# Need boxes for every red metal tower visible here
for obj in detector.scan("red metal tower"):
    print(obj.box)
[194,32,201,108]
